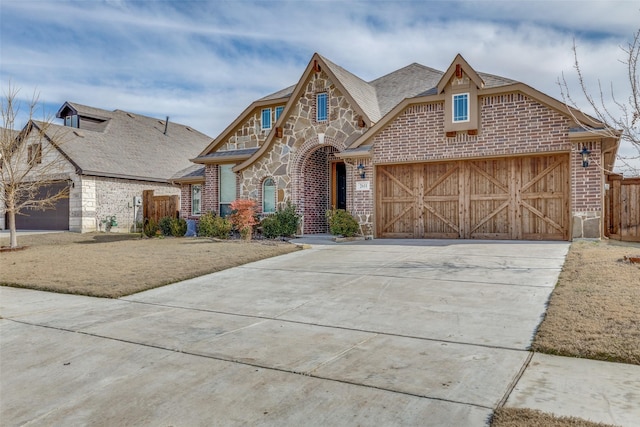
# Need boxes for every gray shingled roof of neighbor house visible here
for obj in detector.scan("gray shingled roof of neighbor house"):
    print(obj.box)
[42,103,213,182]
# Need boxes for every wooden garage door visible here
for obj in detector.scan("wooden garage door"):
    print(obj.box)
[14,182,69,230]
[377,154,569,240]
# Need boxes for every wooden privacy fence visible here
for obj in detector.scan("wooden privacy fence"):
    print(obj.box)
[143,190,179,223]
[605,175,640,242]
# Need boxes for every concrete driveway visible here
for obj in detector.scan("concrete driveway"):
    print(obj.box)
[1,239,569,426]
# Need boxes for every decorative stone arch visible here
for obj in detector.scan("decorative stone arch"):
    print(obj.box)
[291,134,346,234]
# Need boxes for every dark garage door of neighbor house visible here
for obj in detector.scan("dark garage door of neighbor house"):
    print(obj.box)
[12,182,69,230]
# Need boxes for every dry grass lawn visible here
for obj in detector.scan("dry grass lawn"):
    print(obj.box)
[491,408,619,427]
[0,232,300,298]
[532,240,640,365]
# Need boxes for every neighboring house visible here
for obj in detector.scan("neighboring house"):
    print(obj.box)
[174,53,620,240]
[1,102,212,232]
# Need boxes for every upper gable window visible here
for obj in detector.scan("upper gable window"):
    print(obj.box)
[453,93,469,122]
[261,108,272,130]
[64,115,79,128]
[316,93,328,122]
[275,106,284,121]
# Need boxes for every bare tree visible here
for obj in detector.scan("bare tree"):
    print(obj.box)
[1,85,71,248]
[559,29,639,176]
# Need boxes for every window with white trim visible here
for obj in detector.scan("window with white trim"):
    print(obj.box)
[64,115,79,128]
[275,106,284,121]
[219,164,236,217]
[191,184,202,216]
[262,178,276,213]
[453,93,469,122]
[316,93,328,122]
[261,108,272,130]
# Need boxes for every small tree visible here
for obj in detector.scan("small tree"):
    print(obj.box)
[1,85,70,248]
[559,29,639,176]
[229,199,258,240]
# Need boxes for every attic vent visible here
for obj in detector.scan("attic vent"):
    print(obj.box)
[127,113,135,118]
[313,60,321,73]
[73,130,84,137]
[455,64,463,79]
[186,127,193,132]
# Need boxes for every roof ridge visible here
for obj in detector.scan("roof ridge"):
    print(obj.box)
[369,62,444,84]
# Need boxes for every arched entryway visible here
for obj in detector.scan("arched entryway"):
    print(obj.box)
[300,145,346,234]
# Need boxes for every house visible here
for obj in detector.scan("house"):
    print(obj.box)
[173,53,621,240]
[1,102,213,232]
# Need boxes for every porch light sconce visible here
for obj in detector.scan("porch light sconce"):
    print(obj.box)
[580,146,591,168]
[357,163,366,179]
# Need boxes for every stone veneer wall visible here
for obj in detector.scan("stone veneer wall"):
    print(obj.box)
[237,70,367,224]
[75,176,179,233]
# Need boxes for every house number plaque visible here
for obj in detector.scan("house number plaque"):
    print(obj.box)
[356,181,370,191]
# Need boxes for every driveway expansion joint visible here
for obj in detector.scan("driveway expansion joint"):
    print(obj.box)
[4,317,493,411]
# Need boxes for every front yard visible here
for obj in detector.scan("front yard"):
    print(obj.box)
[0,232,300,298]
[2,232,638,427]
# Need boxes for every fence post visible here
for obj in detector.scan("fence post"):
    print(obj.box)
[143,190,154,221]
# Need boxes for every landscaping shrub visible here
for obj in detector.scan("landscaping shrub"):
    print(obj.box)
[261,202,300,239]
[158,216,173,236]
[170,217,187,237]
[197,212,232,239]
[230,199,259,240]
[326,209,360,237]
[143,218,159,238]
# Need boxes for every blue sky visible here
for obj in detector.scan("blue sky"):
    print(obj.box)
[1,0,638,173]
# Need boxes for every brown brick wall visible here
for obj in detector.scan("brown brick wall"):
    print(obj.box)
[373,94,572,164]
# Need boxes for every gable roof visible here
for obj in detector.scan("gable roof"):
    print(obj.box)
[437,53,485,93]
[39,103,213,182]
[200,52,607,173]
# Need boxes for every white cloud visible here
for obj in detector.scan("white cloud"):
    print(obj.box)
[1,0,638,174]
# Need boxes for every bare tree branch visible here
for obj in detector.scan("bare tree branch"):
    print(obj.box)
[558,29,640,176]
[1,83,71,248]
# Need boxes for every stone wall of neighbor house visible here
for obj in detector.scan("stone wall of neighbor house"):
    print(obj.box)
[238,69,367,228]
[369,92,605,239]
[74,176,179,233]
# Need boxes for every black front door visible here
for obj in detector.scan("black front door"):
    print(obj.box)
[335,162,347,210]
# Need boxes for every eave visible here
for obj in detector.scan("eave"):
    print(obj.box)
[191,148,259,165]
[197,97,290,157]
[348,82,622,152]
[172,176,205,185]
[233,53,375,173]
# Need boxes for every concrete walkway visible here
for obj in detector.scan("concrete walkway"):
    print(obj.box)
[1,238,638,426]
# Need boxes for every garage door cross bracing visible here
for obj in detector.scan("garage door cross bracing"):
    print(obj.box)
[377,154,569,240]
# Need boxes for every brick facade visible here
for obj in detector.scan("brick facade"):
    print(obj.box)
[182,57,611,240]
